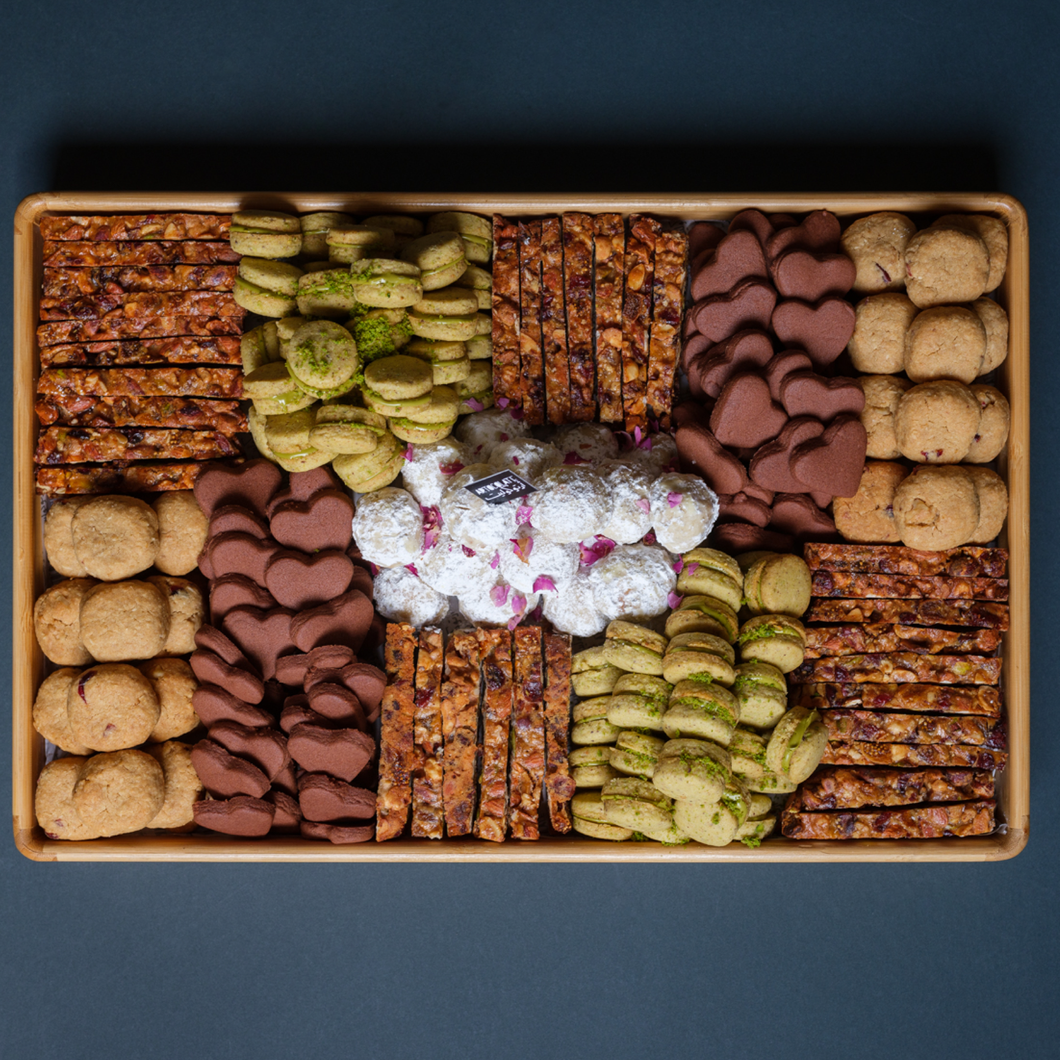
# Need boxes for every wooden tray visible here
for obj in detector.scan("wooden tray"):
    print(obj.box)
[12,192,1030,862]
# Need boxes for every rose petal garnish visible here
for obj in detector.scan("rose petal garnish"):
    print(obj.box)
[497,397,510,409]
[489,551,500,569]
[639,435,652,451]
[516,504,533,526]
[532,575,557,593]
[439,460,464,476]
[369,562,380,576]
[667,492,684,508]
[500,432,509,442]
[635,497,651,515]
[633,425,643,444]
[403,444,414,462]
[465,398,484,412]
[461,545,477,558]
[562,451,591,465]
[649,417,661,433]
[667,591,683,609]
[673,557,684,574]
[643,530,657,545]
[579,535,617,566]
[509,406,525,421]
[510,536,534,563]
[511,592,527,613]
[686,562,700,576]
[512,456,520,465]
[490,583,510,608]
[405,563,419,577]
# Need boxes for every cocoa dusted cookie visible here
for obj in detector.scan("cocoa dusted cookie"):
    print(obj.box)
[832,461,906,543]
[894,380,981,464]
[34,578,97,667]
[893,465,980,550]
[966,466,1008,544]
[933,214,1008,292]
[859,375,911,460]
[904,225,990,308]
[965,384,1011,464]
[841,212,917,294]
[970,297,1009,374]
[848,293,917,374]
[903,306,986,384]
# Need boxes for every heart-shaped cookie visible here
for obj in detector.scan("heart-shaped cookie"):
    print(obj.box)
[191,738,271,799]
[780,371,865,420]
[208,505,270,541]
[265,790,302,832]
[675,422,749,495]
[271,760,299,797]
[289,590,374,654]
[264,549,355,611]
[790,414,867,499]
[688,329,774,399]
[208,719,290,781]
[690,229,768,301]
[265,465,343,517]
[689,221,725,257]
[302,645,358,689]
[772,248,857,302]
[711,521,794,554]
[718,492,772,527]
[192,683,274,729]
[288,723,375,783]
[189,649,264,704]
[270,489,355,553]
[763,350,813,401]
[681,331,712,372]
[194,624,252,667]
[222,605,297,683]
[297,773,375,823]
[749,416,826,493]
[692,279,778,344]
[209,574,277,624]
[727,209,774,246]
[308,681,367,729]
[194,459,282,519]
[299,820,374,844]
[203,532,279,588]
[765,209,841,261]
[710,373,789,449]
[769,493,838,539]
[771,297,856,367]
[338,661,387,720]
[280,696,331,733]
[193,795,275,837]
[359,613,387,658]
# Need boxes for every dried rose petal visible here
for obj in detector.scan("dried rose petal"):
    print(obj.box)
[465,398,484,412]
[497,397,510,409]
[405,563,419,577]
[509,406,525,421]
[490,583,510,608]
[512,456,520,466]
[532,575,556,593]
[403,444,414,462]
[461,545,477,558]
[369,562,380,576]
[643,530,657,545]
[579,535,617,566]
[500,432,509,442]
[673,557,684,574]
[686,562,700,576]
[490,551,500,569]
[633,425,643,445]
[511,592,527,613]
[510,536,534,563]
[635,497,651,515]
[562,451,591,465]
[639,436,652,451]
[667,591,683,609]
[667,492,683,508]
[439,460,464,476]
[516,504,533,526]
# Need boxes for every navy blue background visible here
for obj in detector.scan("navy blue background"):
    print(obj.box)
[2,3,1057,1057]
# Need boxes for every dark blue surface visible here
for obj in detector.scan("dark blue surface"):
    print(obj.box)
[3,3,1058,1057]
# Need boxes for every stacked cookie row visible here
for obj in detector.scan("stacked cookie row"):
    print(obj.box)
[35,213,246,496]
[781,543,1006,840]
[376,623,574,841]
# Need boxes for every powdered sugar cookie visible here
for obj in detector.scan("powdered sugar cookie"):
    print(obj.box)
[497,534,579,595]
[488,437,562,481]
[554,422,620,465]
[532,466,613,545]
[438,465,522,550]
[624,433,679,473]
[458,579,537,627]
[373,565,450,626]
[399,438,471,507]
[351,486,425,567]
[415,530,494,596]
[598,461,654,544]
[588,543,676,622]
[649,473,719,554]
[453,407,531,459]
[541,569,609,637]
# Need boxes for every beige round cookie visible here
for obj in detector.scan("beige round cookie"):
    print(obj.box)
[903,306,987,384]
[35,756,99,841]
[894,380,981,464]
[73,749,165,837]
[152,491,208,576]
[965,385,1011,464]
[71,496,159,581]
[935,214,1008,292]
[32,668,92,754]
[904,226,990,308]
[970,297,1009,375]
[842,212,917,294]
[148,576,204,655]
[79,580,170,662]
[848,293,918,374]
[43,497,92,577]
[34,578,96,667]
[145,741,203,830]
[860,375,911,459]
[67,662,161,752]
[833,461,906,543]
[966,466,1008,543]
[893,465,980,550]
[139,657,199,742]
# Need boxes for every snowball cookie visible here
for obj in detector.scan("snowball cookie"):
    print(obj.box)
[70,495,159,581]
[34,578,96,666]
[894,380,981,464]
[542,569,609,636]
[32,667,92,754]
[649,473,719,554]
[966,466,1009,543]
[842,212,917,294]
[78,579,170,662]
[438,464,522,550]
[400,438,471,507]
[145,740,204,830]
[35,756,98,841]
[488,437,562,482]
[832,461,907,543]
[73,749,166,838]
[532,466,613,544]
[965,384,1011,464]
[598,461,654,544]
[904,225,990,308]
[67,662,161,752]
[553,422,620,465]
[934,214,1008,293]
[415,530,494,596]
[588,543,677,623]
[152,491,208,576]
[971,297,1009,375]
[624,433,679,474]
[42,497,92,577]
[373,565,449,626]
[498,535,579,595]
[457,579,538,627]
[893,465,980,550]
[149,576,204,655]
[848,293,918,374]
[859,375,911,460]
[351,486,424,567]
[453,407,531,460]
[139,657,199,742]
[903,306,987,385]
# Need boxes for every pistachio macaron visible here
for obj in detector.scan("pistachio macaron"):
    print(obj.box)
[331,430,405,493]
[241,322,282,374]
[300,212,352,258]
[309,405,388,455]
[732,662,788,730]
[234,257,304,317]
[570,715,621,747]
[727,727,771,782]
[737,614,807,673]
[609,731,666,780]
[427,212,493,264]
[247,407,277,462]
[229,210,302,258]
[348,258,423,308]
[603,620,669,675]
[571,696,612,724]
[327,225,396,263]
[735,813,776,848]
[743,552,812,618]
[364,354,434,402]
[674,775,751,846]
[455,263,492,309]
[455,361,493,406]
[606,673,672,731]
[765,706,828,783]
[243,361,317,416]
[600,777,674,834]
[296,268,360,317]
[362,214,424,249]
[664,594,739,643]
[651,738,731,804]
[662,632,737,686]
[570,746,620,788]
[571,792,633,841]
[403,338,471,385]
[662,680,741,746]
[572,646,623,697]
[286,320,360,400]
[677,547,744,611]
[400,231,468,290]
[466,335,492,360]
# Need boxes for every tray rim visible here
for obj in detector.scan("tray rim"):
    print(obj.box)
[12,190,1030,863]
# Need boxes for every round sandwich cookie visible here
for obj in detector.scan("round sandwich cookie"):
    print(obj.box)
[309,405,388,455]
[332,432,405,493]
[743,769,797,795]
[403,338,471,384]
[363,354,434,402]
[407,306,479,342]
[664,594,739,643]
[348,258,423,308]
[570,746,620,789]
[571,645,624,697]
[240,321,281,374]
[427,212,493,264]
[570,715,621,747]
[571,696,613,724]
[676,547,744,611]
[363,387,433,419]
[244,361,318,415]
[363,214,425,248]
[732,662,788,730]
[395,385,460,426]
[388,418,458,446]
[229,210,302,258]
[455,263,492,309]
[606,673,672,731]
[295,268,360,318]
[742,552,812,618]
[602,620,669,675]
[400,231,468,290]
[727,726,772,781]
[651,738,731,805]
[662,632,737,686]
[600,776,674,834]
[736,614,806,673]
[609,731,666,780]
[674,775,752,847]
[735,813,776,848]
[326,225,395,263]
[571,792,634,841]
[286,320,360,396]
[662,679,741,746]
[299,211,352,257]
[413,286,480,317]
[234,258,304,318]
[765,706,828,783]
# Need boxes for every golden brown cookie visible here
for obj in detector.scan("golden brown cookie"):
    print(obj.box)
[893,465,980,550]
[966,466,1008,543]
[965,384,1011,464]
[894,380,981,464]
[32,668,92,754]
[67,662,161,752]
[145,740,203,830]
[139,657,199,742]
[833,461,906,543]
[904,226,990,308]
[42,497,92,578]
[35,756,99,841]
[859,375,911,459]
[903,306,987,384]
[148,576,204,655]
[847,293,917,374]
[79,580,170,662]
[842,212,917,294]
[70,495,159,581]
[73,749,165,837]
[935,214,1008,292]
[34,578,97,667]
[970,297,1009,374]
[152,491,208,576]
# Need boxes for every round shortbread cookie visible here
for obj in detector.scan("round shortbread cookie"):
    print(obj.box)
[34,578,96,667]
[964,384,1011,464]
[145,741,204,830]
[842,212,917,294]
[32,668,92,754]
[860,374,911,459]
[148,576,204,656]
[73,749,166,837]
[966,466,1008,544]
[893,465,979,550]
[35,756,98,841]
[903,306,987,384]
[970,297,1009,375]
[152,491,208,576]
[67,662,161,752]
[894,380,981,464]
[832,461,907,543]
[71,495,159,581]
[79,580,170,662]
[42,497,92,577]
[904,226,990,308]
[139,657,199,743]
[935,214,1008,293]
[848,292,918,374]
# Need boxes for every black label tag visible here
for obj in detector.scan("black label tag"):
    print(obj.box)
[463,470,537,505]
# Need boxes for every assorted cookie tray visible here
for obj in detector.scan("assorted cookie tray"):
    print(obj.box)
[11,192,1029,861]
